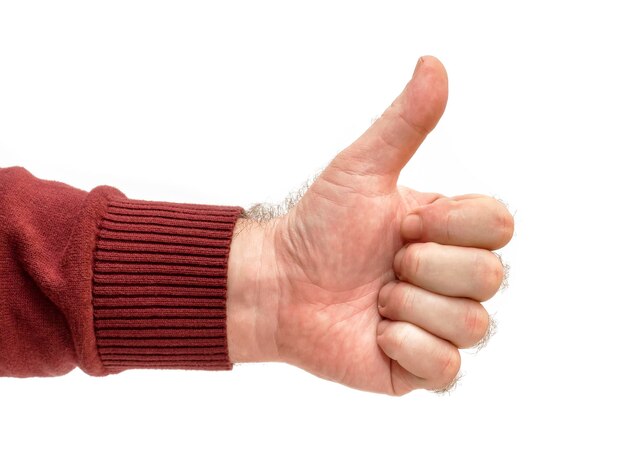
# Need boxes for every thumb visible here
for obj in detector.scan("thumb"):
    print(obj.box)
[328,56,448,189]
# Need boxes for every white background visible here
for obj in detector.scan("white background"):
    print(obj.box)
[1,1,624,468]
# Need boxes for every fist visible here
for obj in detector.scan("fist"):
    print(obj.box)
[377,194,513,391]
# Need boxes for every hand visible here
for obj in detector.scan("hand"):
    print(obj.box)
[226,56,514,395]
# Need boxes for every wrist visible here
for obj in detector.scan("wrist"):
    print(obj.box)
[226,217,281,363]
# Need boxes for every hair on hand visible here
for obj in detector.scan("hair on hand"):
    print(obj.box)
[494,252,510,292]
[474,312,498,353]
[433,371,464,396]
[241,170,322,223]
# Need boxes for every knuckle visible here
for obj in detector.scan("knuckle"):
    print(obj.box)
[462,302,490,346]
[494,204,515,246]
[434,346,461,386]
[490,255,505,289]
[476,252,504,299]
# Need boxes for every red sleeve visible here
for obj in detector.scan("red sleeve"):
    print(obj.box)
[0,166,242,377]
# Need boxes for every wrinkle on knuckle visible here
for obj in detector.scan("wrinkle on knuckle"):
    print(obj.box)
[399,283,415,316]
[378,126,404,153]
[395,106,431,139]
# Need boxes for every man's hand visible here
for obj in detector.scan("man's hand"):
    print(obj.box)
[226,56,514,395]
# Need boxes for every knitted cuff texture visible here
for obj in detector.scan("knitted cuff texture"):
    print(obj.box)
[91,196,242,372]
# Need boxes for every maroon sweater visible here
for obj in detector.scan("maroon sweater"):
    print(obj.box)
[0,166,242,377]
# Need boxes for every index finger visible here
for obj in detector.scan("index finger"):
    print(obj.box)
[401,195,514,250]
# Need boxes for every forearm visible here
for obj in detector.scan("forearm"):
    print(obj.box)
[1,167,118,376]
[0,166,241,377]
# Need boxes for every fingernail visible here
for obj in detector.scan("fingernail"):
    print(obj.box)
[377,320,391,336]
[402,214,423,239]
[413,56,425,76]
[377,281,397,310]
[393,245,408,274]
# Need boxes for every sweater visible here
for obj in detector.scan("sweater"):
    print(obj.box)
[0,166,242,377]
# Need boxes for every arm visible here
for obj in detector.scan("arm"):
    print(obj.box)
[0,166,241,377]
[1,56,514,394]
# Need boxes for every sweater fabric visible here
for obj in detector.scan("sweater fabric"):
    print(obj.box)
[0,166,242,377]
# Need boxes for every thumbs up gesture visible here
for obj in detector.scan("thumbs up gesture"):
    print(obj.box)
[226,56,514,395]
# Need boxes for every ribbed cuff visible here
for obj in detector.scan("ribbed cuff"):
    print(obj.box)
[91,196,242,373]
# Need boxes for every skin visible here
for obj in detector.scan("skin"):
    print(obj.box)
[226,56,514,396]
